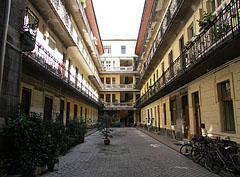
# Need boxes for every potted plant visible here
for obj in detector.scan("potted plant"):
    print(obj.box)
[198,11,215,31]
[97,112,114,145]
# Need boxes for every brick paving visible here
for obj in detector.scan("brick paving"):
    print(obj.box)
[42,128,219,177]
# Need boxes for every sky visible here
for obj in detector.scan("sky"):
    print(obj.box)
[92,0,145,40]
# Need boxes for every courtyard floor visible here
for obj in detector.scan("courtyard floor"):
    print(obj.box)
[42,128,218,177]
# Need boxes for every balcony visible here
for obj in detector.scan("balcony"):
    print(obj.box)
[22,41,102,107]
[101,84,139,92]
[65,0,104,71]
[49,0,103,89]
[136,0,240,107]
[21,8,39,51]
[103,102,137,110]
[137,0,196,87]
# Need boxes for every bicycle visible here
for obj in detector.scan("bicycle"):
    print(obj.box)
[205,139,240,176]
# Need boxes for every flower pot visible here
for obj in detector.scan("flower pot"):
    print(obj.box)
[104,139,110,145]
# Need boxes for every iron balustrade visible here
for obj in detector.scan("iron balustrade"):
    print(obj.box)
[136,0,240,107]
[138,0,183,85]
[50,0,103,88]
[76,0,100,59]
[104,84,134,89]
[104,102,135,107]
[24,41,101,104]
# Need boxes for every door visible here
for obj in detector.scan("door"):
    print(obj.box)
[182,95,190,139]
[21,89,31,116]
[44,97,53,120]
[193,92,201,137]
[60,100,64,122]
[66,102,70,124]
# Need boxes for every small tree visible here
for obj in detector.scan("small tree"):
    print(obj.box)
[97,112,114,145]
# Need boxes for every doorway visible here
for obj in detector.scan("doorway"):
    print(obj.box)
[192,92,201,137]
[182,95,190,139]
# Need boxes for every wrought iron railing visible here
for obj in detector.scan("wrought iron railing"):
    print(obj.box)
[138,0,183,84]
[49,0,103,88]
[23,8,39,40]
[103,84,134,90]
[24,41,101,104]
[104,102,135,108]
[104,66,134,71]
[136,0,240,106]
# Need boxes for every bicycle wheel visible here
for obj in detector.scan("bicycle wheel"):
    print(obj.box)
[180,144,193,156]
[205,151,222,174]
[231,154,240,175]
[192,147,201,163]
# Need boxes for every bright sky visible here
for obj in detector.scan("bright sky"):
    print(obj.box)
[92,0,145,40]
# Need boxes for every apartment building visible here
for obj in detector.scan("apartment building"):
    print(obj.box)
[135,0,240,143]
[99,40,140,126]
[0,0,104,126]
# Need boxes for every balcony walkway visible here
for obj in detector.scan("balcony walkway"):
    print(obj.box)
[42,128,218,177]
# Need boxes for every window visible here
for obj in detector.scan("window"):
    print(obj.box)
[112,77,116,85]
[112,94,116,102]
[103,45,111,54]
[100,94,104,101]
[106,94,111,102]
[48,35,56,50]
[211,0,216,13]
[125,93,129,100]
[101,77,104,84]
[187,23,194,40]
[106,61,111,70]
[163,103,167,125]
[106,77,111,84]
[121,45,126,54]
[218,81,235,132]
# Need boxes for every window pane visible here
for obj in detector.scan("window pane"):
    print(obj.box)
[121,45,126,54]
[106,77,111,84]
[106,94,111,102]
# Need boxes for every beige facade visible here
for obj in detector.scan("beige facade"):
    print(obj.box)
[135,0,240,142]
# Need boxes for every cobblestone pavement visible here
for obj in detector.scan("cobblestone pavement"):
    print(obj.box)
[42,128,219,177]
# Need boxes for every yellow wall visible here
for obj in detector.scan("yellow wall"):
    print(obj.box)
[188,58,240,142]
[20,80,99,126]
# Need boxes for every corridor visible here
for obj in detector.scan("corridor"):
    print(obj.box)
[42,128,218,177]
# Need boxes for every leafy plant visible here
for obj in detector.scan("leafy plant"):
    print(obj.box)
[198,11,215,30]
[97,112,114,141]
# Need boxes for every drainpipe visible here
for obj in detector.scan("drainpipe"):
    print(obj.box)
[0,0,11,95]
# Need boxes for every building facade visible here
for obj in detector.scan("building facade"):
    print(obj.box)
[0,0,104,127]
[100,40,140,126]
[135,0,240,143]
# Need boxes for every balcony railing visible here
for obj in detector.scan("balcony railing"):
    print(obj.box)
[104,66,134,71]
[138,0,183,83]
[50,0,103,88]
[104,84,134,90]
[76,0,100,58]
[104,102,135,108]
[24,41,101,104]
[136,0,240,106]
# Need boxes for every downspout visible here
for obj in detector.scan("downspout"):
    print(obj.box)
[0,0,11,95]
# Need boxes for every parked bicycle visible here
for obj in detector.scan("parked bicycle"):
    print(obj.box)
[205,139,240,176]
